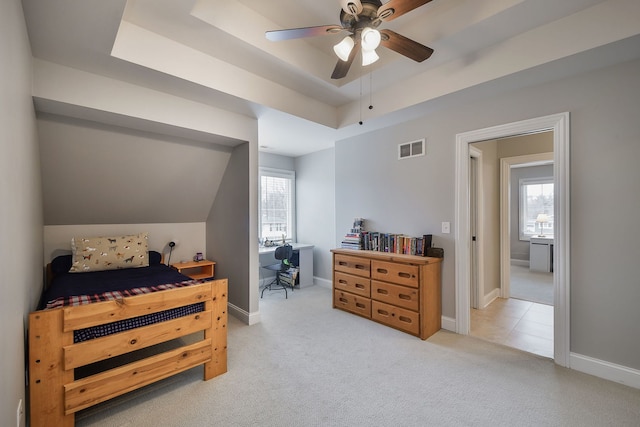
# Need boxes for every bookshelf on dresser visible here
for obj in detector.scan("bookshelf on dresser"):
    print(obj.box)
[331,249,442,340]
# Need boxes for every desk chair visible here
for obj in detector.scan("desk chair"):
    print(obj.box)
[261,244,294,299]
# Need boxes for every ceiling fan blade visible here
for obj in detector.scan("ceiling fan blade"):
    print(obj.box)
[380,29,433,62]
[331,41,361,79]
[266,25,344,42]
[377,0,433,22]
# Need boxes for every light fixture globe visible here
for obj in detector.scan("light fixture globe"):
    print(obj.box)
[361,48,379,66]
[333,36,355,61]
[361,27,381,51]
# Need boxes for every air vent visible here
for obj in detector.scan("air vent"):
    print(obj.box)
[398,139,425,160]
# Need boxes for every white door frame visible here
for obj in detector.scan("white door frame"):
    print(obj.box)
[455,112,570,366]
[500,152,554,299]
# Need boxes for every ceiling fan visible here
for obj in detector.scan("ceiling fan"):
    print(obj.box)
[266,0,434,79]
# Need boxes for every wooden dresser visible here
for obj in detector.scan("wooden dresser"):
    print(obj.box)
[331,249,442,340]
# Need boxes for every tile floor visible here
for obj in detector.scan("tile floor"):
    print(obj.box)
[470,298,554,358]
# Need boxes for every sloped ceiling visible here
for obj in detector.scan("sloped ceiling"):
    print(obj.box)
[22,0,640,157]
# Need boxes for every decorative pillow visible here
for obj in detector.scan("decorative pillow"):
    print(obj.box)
[69,232,149,273]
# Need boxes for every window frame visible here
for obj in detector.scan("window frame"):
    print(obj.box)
[519,176,554,241]
[258,167,296,244]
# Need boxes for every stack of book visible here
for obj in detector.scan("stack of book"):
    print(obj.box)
[340,217,365,250]
[278,267,299,289]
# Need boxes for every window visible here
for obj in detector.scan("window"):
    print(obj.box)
[259,167,295,244]
[519,177,554,240]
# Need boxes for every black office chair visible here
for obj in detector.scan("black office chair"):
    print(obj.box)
[261,244,294,299]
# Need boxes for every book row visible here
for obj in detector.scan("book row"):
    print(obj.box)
[340,232,433,257]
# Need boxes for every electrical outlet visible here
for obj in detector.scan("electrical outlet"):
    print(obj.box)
[16,399,24,427]
[442,221,451,234]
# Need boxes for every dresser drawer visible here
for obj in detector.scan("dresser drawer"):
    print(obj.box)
[334,271,371,298]
[371,260,419,288]
[334,254,371,278]
[371,301,420,335]
[371,280,419,311]
[334,290,371,318]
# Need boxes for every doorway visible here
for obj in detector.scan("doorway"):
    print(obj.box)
[469,142,555,358]
[454,113,570,366]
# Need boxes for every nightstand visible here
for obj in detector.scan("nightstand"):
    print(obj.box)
[171,260,215,280]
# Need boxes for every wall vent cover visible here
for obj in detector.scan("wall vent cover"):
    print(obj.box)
[398,139,425,160]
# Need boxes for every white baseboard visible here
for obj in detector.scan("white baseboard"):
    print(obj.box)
[228,303,261,325]
[510,258,529,267]
[445,314,640,390]
[482,288,500,308]
[315,277,332,289]
[441,316,456,332]
[570,353,640,390]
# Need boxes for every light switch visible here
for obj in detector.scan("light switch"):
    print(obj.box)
[442,222,451,234]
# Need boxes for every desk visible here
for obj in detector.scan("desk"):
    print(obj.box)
[259,243,314,287]
[530,236,554,272]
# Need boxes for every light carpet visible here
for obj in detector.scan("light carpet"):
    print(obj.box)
[76,285,640,426]
[510,264,554,305]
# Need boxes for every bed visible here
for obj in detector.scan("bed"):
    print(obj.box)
[28,234,228,427]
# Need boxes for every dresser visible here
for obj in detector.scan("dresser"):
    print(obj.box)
[331,249,443,340]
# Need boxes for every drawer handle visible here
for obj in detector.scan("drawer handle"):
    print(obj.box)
[338,297,348,304]
[399,316,412,324]
[338,261,347,266]
[338,279,347,284]
[355,264,366,270]
[376,288,389,295]
[376,268,388,274]
[398,272,411,279]
[399,294,411,300]
[356,303,365,309]
[355,283,365,290]
[377,309,389,316]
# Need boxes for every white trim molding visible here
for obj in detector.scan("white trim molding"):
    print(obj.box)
[455,112,570,367]
[571,353,640,390]
[228,302,261,325]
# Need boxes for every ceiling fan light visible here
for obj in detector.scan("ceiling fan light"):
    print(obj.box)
[362,48,379,66]
[340,0,363,15]
[361,27,381,51]
[333,36,355,62]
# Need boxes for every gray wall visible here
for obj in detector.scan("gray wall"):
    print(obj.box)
[335,120,456,315]
[208,143,255,313]
[259,152,295,170]
[38,114,233,225]
[295,148,336,283]
[334,57,640,370]
[1,1,43,425]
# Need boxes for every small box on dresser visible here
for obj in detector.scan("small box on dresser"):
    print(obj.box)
[331,249,442,340]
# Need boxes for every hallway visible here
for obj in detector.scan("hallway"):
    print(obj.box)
[470,298,553,359]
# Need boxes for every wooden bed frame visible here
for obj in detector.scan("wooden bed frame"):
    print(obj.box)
[28,277,228,427]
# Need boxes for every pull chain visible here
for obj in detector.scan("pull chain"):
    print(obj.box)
[359,69,363,125]
[369,71,373,112]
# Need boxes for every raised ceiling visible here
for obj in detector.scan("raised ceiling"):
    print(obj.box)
[22,0,640,156]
